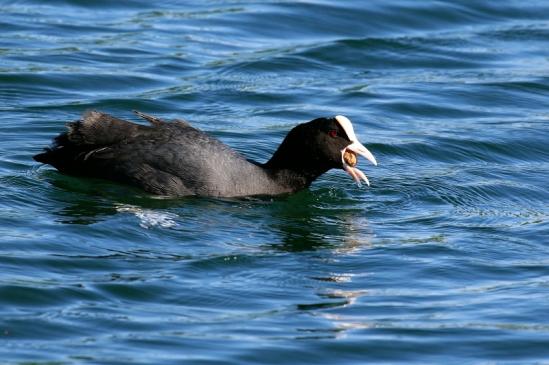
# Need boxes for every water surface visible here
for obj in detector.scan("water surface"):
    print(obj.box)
[1,1,549,363]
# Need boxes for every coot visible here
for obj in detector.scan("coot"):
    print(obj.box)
[34,111,377,197]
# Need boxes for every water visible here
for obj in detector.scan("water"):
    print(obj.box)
[1,0,549,363]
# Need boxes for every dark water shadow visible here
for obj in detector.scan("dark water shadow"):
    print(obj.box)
[261,188,373,252]
[38,169,373,252]
[39,170,191,224]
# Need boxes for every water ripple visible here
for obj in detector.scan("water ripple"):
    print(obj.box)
[2,0,549,364]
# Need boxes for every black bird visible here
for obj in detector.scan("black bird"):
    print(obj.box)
[34,111,377,197]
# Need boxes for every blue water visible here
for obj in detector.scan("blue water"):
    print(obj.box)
[2,1,549,363]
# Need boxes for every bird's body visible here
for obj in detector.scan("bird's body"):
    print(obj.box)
[34,111,377,197]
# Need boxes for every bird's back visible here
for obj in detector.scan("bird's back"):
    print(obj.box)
[34,111,280,197]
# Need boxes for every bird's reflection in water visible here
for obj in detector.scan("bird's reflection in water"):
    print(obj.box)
[265,188,374,253]
[295,288,374,340]
[264,189,376,340]
[45,172,375,256]
[44,171,190,225]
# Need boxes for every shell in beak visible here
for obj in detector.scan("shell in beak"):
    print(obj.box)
[335,115,377,187]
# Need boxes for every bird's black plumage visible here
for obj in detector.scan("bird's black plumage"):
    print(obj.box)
[34,111,376,197]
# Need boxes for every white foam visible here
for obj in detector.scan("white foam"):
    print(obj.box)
[117,205,177,229]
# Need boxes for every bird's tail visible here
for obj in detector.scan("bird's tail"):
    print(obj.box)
[33,110,145,173]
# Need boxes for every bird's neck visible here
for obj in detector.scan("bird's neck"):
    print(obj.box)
[261,131,331,192]
[263,159,330,192]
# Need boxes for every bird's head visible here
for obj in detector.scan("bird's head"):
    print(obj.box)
[267,115,377,186]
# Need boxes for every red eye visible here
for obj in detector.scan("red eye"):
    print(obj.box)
[328,129,337,138]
